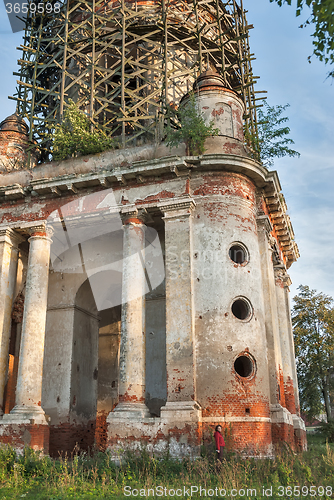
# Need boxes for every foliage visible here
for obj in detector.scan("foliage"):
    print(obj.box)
[256,101,300,167]
[269,0,334,77]
[0,439,334,499]
[53,101,116,161]
[319,421,334,442]
[292,285,334,423]
[165,93,219,155]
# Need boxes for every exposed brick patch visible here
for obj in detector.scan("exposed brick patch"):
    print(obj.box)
[193,172,256,203]
[0,424,49,453]
[278,367,286,408]
[0,128,38,172]
[135,190,175,204]
[294,428,307,451]
[119,393,145,403]
[202,392,270,419]
[202,421,272,455]
[272,422,295,450]
[49,421,95,457]
[284,377,297,415]
[95,411,108,451]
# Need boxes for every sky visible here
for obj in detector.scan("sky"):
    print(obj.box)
[0,1,333,302]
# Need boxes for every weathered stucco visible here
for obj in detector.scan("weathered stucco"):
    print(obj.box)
[0,79,306,456]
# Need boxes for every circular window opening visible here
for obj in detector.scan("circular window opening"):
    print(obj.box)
[231,298,252,320]
[234,355,254,378]
[229,244,248,264]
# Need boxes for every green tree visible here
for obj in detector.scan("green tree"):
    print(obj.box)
[292,284,334,422]
[257,102,300,167]
[165,93,219,155]
[53,100,116,161]
[269,0,334,77]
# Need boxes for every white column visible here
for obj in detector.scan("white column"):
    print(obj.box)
[257,215,293,429]
[257,216,284,403]
[0,228,23,415]
[110,208,150,418]
[275,268,297,415]
[283,283,301,415]
[6,225,53,423]
[159,198,201,420]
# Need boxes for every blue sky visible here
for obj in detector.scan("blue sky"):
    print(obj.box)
[1,1,333,301]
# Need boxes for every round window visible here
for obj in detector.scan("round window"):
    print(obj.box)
[229,243,248,265]
[231,297,252,321]
[234,355,255,378]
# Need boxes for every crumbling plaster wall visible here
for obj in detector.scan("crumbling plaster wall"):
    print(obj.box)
[0,142,305,455]
[189,172,272,453]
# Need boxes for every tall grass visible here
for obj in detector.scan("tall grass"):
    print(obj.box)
[0,435,333,499]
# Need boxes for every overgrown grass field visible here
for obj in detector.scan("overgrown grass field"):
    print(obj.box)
[0,435,333,499]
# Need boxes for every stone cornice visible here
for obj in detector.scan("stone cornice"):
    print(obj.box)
[0,153,276,201]
[0,227,25,247]
[261,180,299,269]
[0,220,48,237]
[0,150,298,267]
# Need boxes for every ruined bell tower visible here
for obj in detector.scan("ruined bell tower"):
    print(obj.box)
[11,0,260,159]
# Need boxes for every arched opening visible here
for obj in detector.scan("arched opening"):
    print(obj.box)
[71,279,99,450]
[71,272,122,452]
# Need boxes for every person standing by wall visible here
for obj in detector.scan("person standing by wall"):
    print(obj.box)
[214,425,225,461]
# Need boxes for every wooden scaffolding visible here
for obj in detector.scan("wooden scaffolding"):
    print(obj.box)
[10,0,263,160]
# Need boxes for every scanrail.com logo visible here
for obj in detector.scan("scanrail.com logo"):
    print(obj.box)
[47,188,165,311]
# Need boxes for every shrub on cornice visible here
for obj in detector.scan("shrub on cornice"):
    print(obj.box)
[53,100,116,160]
[165,93,219,156]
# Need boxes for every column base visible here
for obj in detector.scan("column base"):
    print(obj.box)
[160,401,202,422]
[270,404,295,448]
[292,414,307,451]
[106,400,202,460]
[270,404,293,425]
[2,404,49,425]
[0,406,49,453]
[107,402,151,422]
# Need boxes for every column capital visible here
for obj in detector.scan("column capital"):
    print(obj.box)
[0,227,25,248]
[158,196,196,220]
[274,266,292,287]
[120,206,150,225]
[28,224,54,240]
[256,214,273,236]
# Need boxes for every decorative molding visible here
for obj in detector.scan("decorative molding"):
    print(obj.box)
[0,227,25,247]
[158,196,196,215]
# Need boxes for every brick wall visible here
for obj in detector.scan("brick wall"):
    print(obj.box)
[0,424,49,453]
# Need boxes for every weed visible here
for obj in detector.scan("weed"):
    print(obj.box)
[0,435,333,499]
[165,93,219,155]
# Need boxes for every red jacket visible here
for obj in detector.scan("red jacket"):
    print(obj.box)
[214,431,225,450]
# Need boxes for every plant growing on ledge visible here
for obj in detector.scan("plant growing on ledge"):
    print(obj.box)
[52,100,117,161]
[165,93,219,155]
